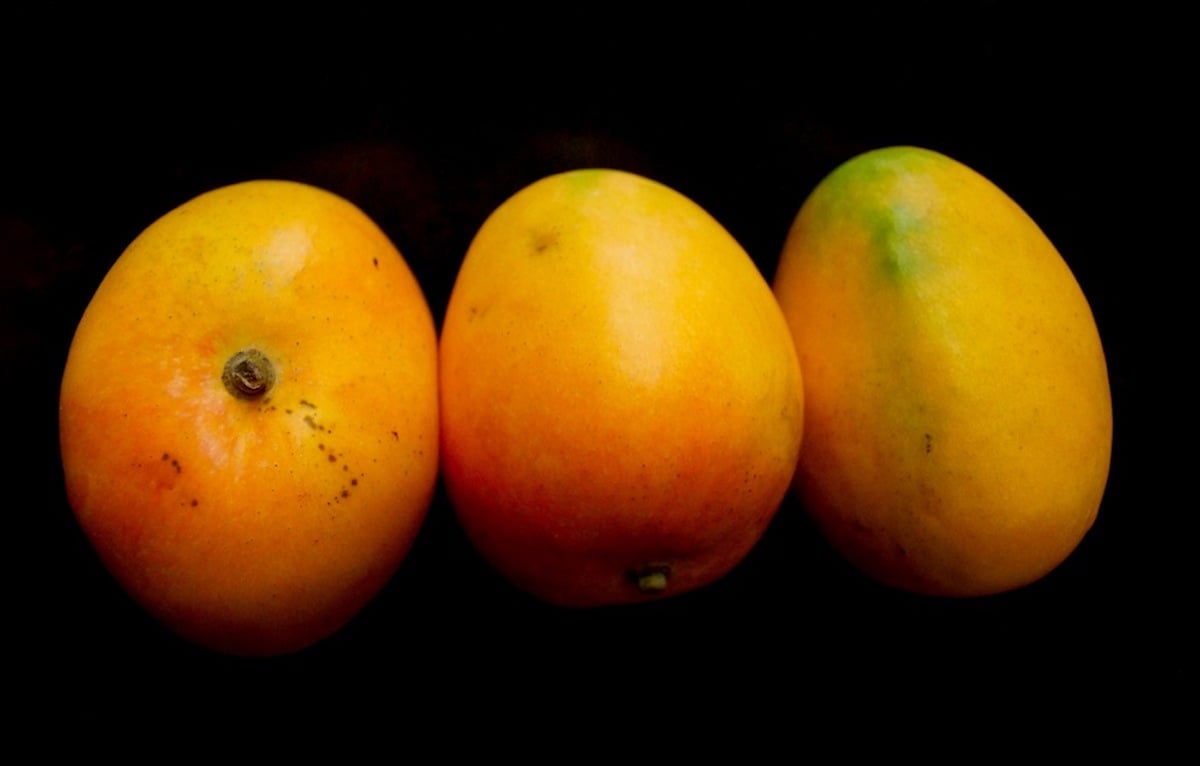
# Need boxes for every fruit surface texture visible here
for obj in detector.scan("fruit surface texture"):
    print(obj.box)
[440,169,805,606]
[772,146,1112,596]
[59,180,439,655]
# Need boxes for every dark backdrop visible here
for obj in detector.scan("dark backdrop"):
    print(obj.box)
[4,5,1164,736]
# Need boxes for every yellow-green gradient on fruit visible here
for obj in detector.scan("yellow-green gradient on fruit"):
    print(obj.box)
[773,146,1112,596]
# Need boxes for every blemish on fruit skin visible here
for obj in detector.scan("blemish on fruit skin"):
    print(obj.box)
[161,453,181,473]
[530,228,560,255]
[924,433,932,453]
[299,400,316,409]
[819,155,933,286]
[869,203,930,283]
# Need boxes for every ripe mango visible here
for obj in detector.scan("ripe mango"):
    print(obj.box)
[440,169,805,606]
[773,146,1112,596]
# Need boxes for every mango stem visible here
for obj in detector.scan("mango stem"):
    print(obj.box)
[223,349,275,400]
[627,563,672,595]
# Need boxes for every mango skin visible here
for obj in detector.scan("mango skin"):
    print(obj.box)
[772,146,1112,597]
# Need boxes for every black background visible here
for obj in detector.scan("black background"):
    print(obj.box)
[5,5,1168,734]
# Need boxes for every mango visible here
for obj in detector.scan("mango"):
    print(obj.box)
[772,146,1112,596]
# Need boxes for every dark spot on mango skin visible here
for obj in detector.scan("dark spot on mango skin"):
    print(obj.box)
[331,471,359,503]
[924,433,932,453]
[161,453,181,473]
[296,400,334,434]
[531,228,559,255]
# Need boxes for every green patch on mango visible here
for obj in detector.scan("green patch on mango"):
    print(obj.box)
[805,150,937,285]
